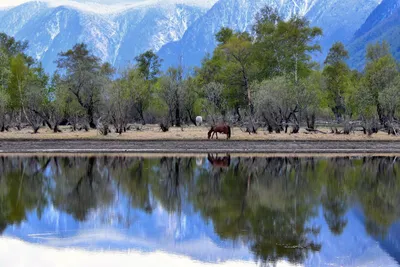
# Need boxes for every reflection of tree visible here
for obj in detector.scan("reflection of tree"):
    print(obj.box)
[192,157,322,264]
[355,157,400,237]
[321,158,350,235]
[151,157,196,214]
[0,156,48,233]
[51,157,114,221]
[110,157,155,214]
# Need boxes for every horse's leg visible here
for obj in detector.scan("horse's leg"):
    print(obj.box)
[216,133,218,139]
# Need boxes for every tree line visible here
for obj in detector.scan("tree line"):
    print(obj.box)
[0,6,400,135]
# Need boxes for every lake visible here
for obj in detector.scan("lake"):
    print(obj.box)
[0,155,399,267]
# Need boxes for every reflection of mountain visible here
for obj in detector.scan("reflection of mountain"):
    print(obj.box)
[306,208,399,267]
[375,222,400,265]
[4,192,250,263]
[1,156,400,266]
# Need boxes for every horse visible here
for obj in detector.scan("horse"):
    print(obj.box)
[208,124,231,140]
[207,154,231,168]
[196,116,203,126]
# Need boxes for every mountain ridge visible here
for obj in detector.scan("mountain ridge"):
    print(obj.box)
[348,0,400,69]
[0,0,384,73]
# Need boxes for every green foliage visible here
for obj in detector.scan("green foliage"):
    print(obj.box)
[134,50,162,81]
[215,27,233,45]
[56,43,114,128]
[252,9,322,82]
[363,41,399,124]
[323,42,353,121]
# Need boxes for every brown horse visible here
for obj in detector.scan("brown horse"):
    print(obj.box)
[207,154,231,168]
[208,124,231,140]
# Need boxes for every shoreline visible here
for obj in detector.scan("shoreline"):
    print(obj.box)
[2,139,400,154]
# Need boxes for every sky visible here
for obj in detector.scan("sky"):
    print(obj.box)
[0,0,217,8]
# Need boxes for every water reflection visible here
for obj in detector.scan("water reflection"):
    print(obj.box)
[0,155,400,266]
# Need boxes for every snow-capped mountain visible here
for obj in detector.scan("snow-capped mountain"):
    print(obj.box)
[0,0,383,72]
[158,0,320,69]
[0,1,206,72]
[158,0,381,69]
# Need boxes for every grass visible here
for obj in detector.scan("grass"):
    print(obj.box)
[0,124,399,141]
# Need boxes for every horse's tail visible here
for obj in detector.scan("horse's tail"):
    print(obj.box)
[227,126,231,139]
[208,126,214,139]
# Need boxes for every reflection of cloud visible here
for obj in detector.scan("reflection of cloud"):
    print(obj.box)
[21,228,252,262]
[0,237,297,267]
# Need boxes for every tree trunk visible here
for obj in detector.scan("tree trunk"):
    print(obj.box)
[32,126,40,134]
[87,108,96,129]
[175,106,181,127]
[53,122,61,133]
[306,113,316,130]
[235,106,241,122]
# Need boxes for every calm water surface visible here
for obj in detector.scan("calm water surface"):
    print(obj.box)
[0,155,399,266]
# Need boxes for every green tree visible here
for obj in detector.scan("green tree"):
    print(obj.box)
[56,43,114,128]
[0,49,10,131]
[135,50,161,82]
[252,8,322,82]
[323,42,352,121]
[363,41,399,127]
[159,67,184,127]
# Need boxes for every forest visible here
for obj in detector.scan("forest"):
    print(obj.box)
[0,6,399,136]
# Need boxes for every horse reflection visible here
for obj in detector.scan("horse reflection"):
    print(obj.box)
[207,154,231,168]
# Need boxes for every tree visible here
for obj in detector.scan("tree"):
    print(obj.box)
[135,50,162,82]
[159,67,184,127]
[133,51,162,124]
[125,67,150,125]
[220,31,254,114]
[202,82,227,123]
[215,27,234,45]
[323,42,352,122]
[378,75,400,134]
[274,16,322,83]
[56,43,114,128]
[252,8,322,82]
[254,76,299,133]
[0,49,10,131]
[22,64,50,133]
[363,41,399,127]
[298,71,325,130]
[8,54,48,132]
[180,77,200,126]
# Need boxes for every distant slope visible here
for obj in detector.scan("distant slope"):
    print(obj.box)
[158,0,380,70]
[348,0,400,69]
[354,0,400,38]
[306,0,382,62]
[157,0,319,70]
